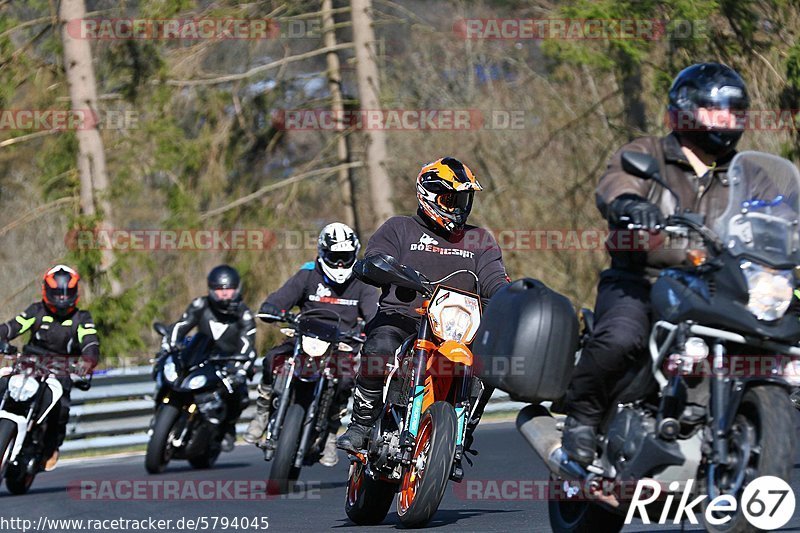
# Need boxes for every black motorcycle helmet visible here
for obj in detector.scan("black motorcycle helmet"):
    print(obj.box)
[207,264,242,318]
[667,62,750,157]
[42,264,80,317]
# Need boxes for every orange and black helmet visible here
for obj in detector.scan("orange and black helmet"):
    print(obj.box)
[416,157,482,234]
[42,264,80,316]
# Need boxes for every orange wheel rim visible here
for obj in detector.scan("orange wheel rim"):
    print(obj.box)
[347,462,364,507]
[398,414,432,515]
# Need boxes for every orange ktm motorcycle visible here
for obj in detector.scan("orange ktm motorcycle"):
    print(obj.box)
[344,254,485,528]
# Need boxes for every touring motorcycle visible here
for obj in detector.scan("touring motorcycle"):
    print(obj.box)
[514,151,800,532]
[344,254,485,527]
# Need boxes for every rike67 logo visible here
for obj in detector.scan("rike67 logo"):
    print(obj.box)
[626,476,795,530]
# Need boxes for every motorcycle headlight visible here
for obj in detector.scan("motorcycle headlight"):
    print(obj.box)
[439,306,474,343]
[741,262,794,321]
[187,374,207,390]
[163,357,178,383]
[302,336,330,357]
[8,373,40,402]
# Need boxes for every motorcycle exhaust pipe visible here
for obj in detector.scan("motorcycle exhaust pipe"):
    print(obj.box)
[516,404,588,482]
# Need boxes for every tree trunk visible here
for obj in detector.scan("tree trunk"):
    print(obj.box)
[322,0,359,233]
[60,0,121,295]
[350,0,393,228]
[615,51,647,139]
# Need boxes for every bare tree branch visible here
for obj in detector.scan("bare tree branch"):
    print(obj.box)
[0,196,75,238]
[200,162,364,220]
[0,130,60,148]
[166,42,355,86]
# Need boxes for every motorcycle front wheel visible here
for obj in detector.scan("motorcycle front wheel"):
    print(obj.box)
[0,421,18,491]
[701,385,795,533]
[397,401,457,528]
[267,403,303,494]
[145,404,181,474]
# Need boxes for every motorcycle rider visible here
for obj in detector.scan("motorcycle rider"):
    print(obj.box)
[245,222,379,467]
[336,157,510,455]
[0,265,98,471]
[562,63,751,466]
[161,264,256,452]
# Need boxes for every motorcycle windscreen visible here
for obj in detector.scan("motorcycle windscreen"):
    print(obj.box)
[297,309,341,342]
[714,151,800,268]
[180,334,216,367]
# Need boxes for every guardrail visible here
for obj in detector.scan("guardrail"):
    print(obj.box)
[62,365,527,454]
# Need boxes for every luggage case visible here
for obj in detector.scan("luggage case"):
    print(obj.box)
[474,278,579,403]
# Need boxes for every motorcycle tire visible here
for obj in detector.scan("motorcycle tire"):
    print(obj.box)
[145,404,181,474]
[267,403,304,494]
[397,401,458,528]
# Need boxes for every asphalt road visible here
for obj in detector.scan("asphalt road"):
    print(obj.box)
[2,419,799,533]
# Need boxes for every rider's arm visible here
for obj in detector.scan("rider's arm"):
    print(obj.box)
[163,297,203,351]
[358,284,380,323]
[474,228,511,299]
[236,309,258,377]
[76,310,100,369]
[363,217,403,259]
[595,137,659,221]
[260,268,310,315]
[0,303,40,343]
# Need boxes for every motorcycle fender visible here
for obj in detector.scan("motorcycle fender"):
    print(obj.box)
[737,376,793,390]
[36,377,63,425]
[436,340,473,366]
[0,411,28,462]
[721,377,792,434]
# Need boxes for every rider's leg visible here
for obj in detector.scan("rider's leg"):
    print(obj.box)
[337,314,418,452]
[562,270,652,466]
[221,381,250,451]
[245,342,293,443]
[319,368,354,466]
[44,377,72,471]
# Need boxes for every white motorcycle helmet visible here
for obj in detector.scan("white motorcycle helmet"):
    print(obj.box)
[318,222,360,284]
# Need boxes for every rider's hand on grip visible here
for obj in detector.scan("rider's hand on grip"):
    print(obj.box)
[609,194,664,231]
[258,302,285,322]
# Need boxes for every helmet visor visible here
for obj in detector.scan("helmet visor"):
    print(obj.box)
[437,191,473,213]
[322,250,356,268]
[46,286,78,307]
[680,84,749,112]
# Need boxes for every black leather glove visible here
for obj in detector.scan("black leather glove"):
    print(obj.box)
[258,302,284,322]
[609,194,665,230]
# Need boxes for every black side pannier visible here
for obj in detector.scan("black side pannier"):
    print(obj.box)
[474,278,579,403]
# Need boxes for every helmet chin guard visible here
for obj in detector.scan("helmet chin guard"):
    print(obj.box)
[319,257,353,284]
